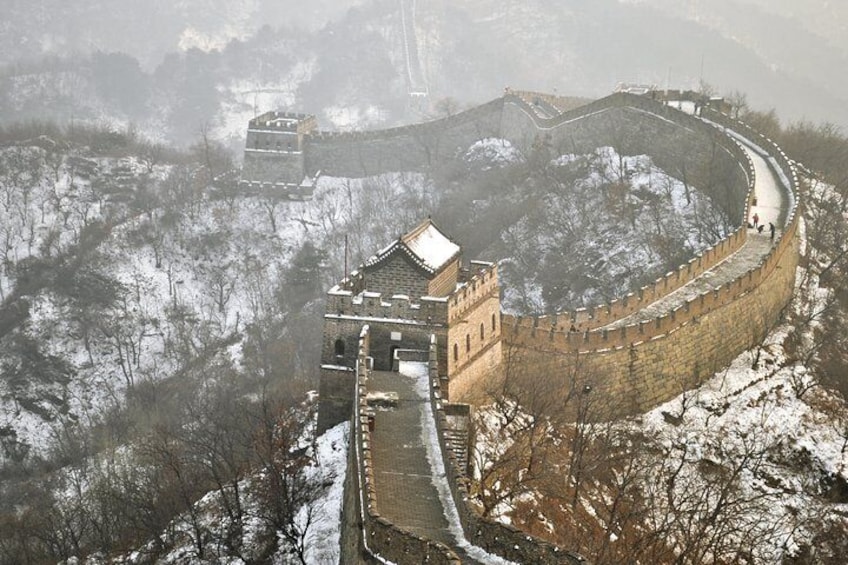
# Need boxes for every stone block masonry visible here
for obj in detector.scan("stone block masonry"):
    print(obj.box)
[496,94,801,418]
[311,88,800,422]
[320,89,801,564]
[302,98,505,178]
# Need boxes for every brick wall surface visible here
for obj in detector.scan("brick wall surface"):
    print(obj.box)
[303,98,505,177]
[427,259,460,297]
[502,226,798,416]
[364,254,430,298]
[241,150,305,185]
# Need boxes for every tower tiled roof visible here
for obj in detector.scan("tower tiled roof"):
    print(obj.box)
[365,219,461,275]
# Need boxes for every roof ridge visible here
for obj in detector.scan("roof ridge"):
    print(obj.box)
[401,217,434,245]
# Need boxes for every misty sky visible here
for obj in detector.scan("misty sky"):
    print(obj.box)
[1,0,846,139]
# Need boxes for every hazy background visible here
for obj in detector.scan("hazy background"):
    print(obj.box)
[1,0,846,146]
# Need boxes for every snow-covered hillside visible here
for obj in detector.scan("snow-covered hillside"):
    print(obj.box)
[471,187,848,562]
[0,113,845,563]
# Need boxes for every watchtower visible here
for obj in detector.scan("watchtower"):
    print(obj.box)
[240,111,319,198]
[317,219,503,432]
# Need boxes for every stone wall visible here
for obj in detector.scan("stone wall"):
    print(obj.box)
[425,337,588,564]
[319,286,450,433]
[349,326,463,564]
[503,224,799,414]
[498,108,801,416]
[503,227,749,334]
[321,289,448,368]
[317,365,356,434]
[324,287,448,330]
[242,111,316,186]
[445,262,503,404]
[501,92,752,224]
[428,258,460,297]
[328,93,801,563]
[364,254,430,298]
[241,149,305,185]
[303,98,505,178]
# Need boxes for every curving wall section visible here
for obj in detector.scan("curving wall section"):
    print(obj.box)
[332,91,802,560]
[308,89,799,416]
[496,98,801,415]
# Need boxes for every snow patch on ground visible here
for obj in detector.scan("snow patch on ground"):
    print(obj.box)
[298,421,349,565]
[464,138,524,169]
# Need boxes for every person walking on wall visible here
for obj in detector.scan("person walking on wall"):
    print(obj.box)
[752,212,759,228]
[769,222,775,241]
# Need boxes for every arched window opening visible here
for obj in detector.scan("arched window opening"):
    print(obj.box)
[334,338,345,358]
[480,323,485,340]
[453,343,459,362]
[491,312,497,331]
[466,334,471,353]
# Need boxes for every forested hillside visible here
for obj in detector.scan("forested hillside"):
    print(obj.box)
[0,111,745,560]
[1,1,848,561]
[468,107,848,564]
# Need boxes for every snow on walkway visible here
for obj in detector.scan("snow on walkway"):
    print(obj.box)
[368,362,515,564]
[603,135,790,330]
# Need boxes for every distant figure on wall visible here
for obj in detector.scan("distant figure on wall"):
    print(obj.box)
[752,213,759,228]
[769,222,776,240]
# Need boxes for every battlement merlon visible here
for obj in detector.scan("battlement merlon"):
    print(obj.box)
[448,261,499,323]
[248,111,318,134]
[325,288,449,325]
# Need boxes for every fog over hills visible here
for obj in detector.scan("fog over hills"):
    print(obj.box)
[1,0,846,141]
[2,3,848,562]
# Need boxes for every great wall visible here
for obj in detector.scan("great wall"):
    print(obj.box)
[242,88,800,562]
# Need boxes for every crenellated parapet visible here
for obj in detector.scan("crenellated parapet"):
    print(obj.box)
[497,103,801,415]
[326,286,449,326]
[503,223,794,354]
[447,261,499,324]
[511,226,748,334]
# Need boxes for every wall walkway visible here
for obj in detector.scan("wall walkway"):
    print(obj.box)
[499,96,801,415]
[600,135,788,330]
[343,326,585,563]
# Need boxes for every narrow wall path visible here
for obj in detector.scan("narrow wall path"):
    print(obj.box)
[370,369,454,545]
[602,135,788,330]
[369,367,513,564]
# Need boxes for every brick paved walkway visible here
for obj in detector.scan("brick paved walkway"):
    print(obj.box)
[603,138,789,330]
[370,370,453,544]
[369,369,490,564]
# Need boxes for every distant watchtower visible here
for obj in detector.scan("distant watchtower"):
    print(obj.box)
[317,219,503,432]
[240,111,319,198]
